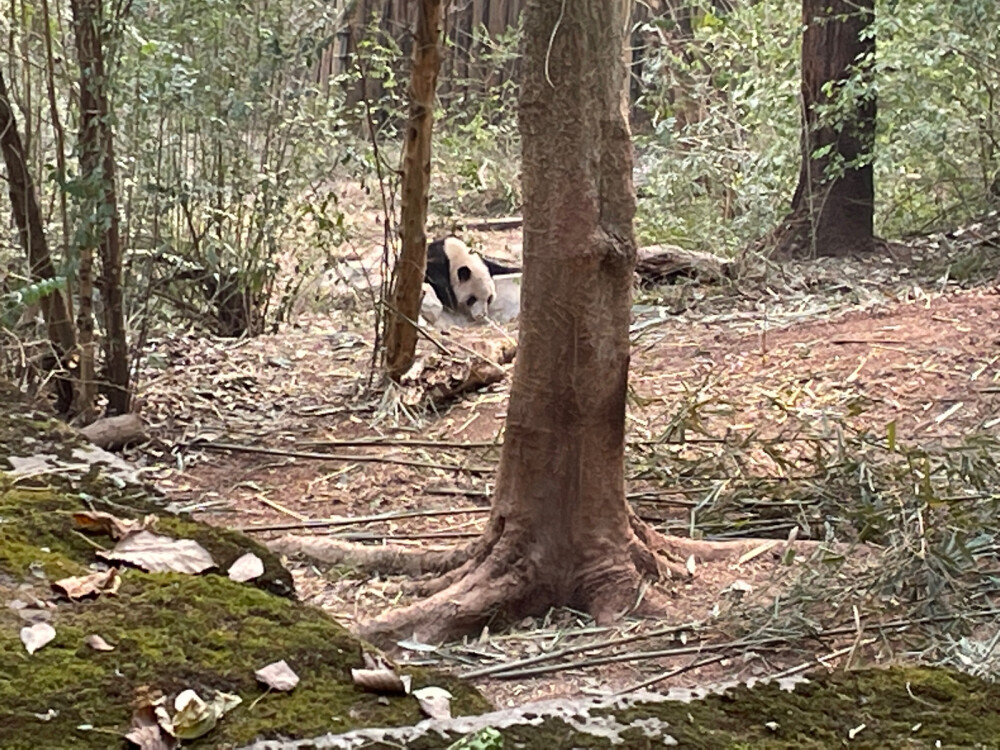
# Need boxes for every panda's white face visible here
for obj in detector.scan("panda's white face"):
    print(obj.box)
[446,240,496,320]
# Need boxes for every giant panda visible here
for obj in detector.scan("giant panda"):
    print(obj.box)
[423,236,519,322]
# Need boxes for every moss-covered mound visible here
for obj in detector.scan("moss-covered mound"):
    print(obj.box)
[275,666,1000,750]
[614,665,1000,749]
[0,385,488,749]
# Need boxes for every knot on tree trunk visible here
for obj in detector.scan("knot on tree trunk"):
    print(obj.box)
[593,227,637,268]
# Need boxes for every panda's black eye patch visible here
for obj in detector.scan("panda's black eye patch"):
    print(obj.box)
[457,266,472,282]
[466,295,477,307]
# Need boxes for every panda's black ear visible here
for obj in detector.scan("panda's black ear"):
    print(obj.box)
[457,266,471,282]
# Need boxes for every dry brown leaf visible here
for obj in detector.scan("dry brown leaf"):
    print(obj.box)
[422,341,517,407]
[84,633,116,651]
[97,530,215,574]
[413,686,453,720]
[350,668,411,695]
[6,454,59,476]
[254,660,299,692]
[227,552,264,582]
[20,622,56,654]
[52,568,121,600]
[125,705,177,750]
[172,689,242,740]
[72,511,141,540]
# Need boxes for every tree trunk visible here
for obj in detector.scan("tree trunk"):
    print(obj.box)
[777,0,876,258]
[384,0,444,381]
[361,0,678,646]
[0,68,77,414]
[71,0,131,416]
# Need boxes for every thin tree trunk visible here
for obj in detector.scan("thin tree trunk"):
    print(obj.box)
[39,0,72,316]
[361,0,681,646]
[384,0,443,381]
[71,0,131,415]
[0,68,77,413]
[777,0,876,258]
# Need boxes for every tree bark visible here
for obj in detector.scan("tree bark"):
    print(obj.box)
[71,0,131,416]
[360,0,685,647]
[384,0,444,381]
[0,68,77,413]
[777,0,876,258]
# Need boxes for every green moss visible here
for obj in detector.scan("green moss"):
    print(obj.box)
[0,387,488,749]
[602,666,1000,749]
[0,571,488,748]
[343,667,1000,750]
[0,491,105,576]
[0,480,294,597]
[0,574,485,749]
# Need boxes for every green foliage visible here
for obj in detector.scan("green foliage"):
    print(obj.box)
[3,0,998,359]
[873,0,1000,234]
[633,0,802,253]
[633,0,1000,253]
[447,727,504,750]
[0,277,67,329]
[432,21,523,218]
[346,14,407,138]
[115,0,351,335]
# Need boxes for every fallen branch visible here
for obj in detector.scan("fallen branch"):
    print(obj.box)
[635,244,734,287]
[268,534,474,576]
[615,652,730,695]
[448,216,523,232]
[185,441,494,474]
[298,438,503,450]
[830,338,906,346]
[461,620,704,679]
[405,340,518,409]
[238,506,488,533]
[302,530,478,542]
[79,414,147,450]
[477,609,1000,681]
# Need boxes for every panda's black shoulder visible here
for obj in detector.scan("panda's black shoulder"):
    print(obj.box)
[426,237,451,273]
[424,237,458,310]
[427,237,447,259]
[481,256,520,277]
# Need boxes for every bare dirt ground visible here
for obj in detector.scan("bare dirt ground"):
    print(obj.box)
[130,216,1000,709]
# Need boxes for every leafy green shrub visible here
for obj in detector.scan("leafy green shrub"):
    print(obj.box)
[632,0,1000,254]
[633,1,803,253]
[117,0,351,336]
[873,0,1000,235]
[432,21,523,218]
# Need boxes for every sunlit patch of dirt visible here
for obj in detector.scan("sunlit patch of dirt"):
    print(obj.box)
[632,289,1000,440]
[133,231,1000,707]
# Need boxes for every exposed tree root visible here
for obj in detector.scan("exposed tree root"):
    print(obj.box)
[270,515,824,648]
[357,521,644,646]
[266,535,474,577]
[349,512,830,648]
[360,554,526,646]
[356,542,664,647]
[354,513,782,647]
[630,511,819,569]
